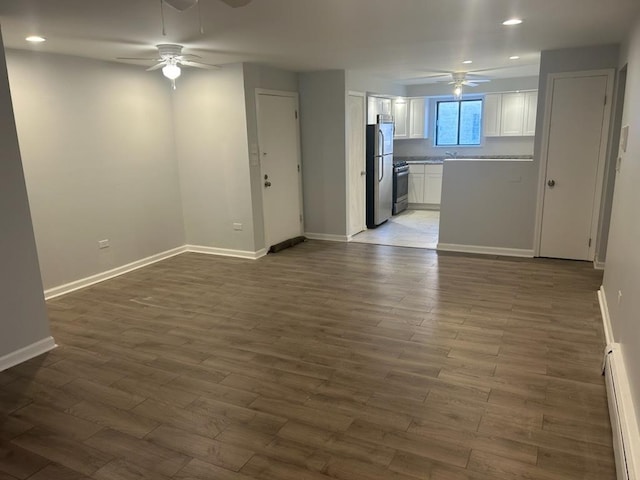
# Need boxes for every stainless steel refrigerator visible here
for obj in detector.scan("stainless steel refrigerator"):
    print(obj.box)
[366,114,394,228]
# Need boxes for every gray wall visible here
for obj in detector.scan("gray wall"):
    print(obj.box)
[299,70,348,236]
[602,15,640,428]
[395,136,534,158]
[7,50,185,290]
[0,31,51,359]
[439,160,538,250]
[346,70,406,96]
[172,64,256,252]
[242,64,299,250]
[406,76,539,97]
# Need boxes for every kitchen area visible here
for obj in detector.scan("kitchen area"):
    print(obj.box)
[350,84,538,250]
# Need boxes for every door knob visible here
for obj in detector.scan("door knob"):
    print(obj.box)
[547,179,556,187]
[361,171,366,176]
[264,181,272,187]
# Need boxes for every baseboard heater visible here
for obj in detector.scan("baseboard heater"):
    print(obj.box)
[604,343,639,480]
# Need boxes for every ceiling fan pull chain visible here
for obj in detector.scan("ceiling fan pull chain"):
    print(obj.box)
[198,0,204,35]
[160,0,167,36]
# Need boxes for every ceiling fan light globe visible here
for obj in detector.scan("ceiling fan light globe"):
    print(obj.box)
[162,63,182,80]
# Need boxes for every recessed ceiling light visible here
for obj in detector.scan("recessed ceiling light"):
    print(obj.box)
[509,55,521,60]
[502,18,523,26]
[462,60,473,64]
[25,36,46,43]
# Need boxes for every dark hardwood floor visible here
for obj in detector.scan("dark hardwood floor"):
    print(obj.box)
[0,241,614,479]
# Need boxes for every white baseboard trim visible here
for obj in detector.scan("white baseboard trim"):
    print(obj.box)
[0,337,57,372]
[604,344,639,480]
[598,286,614,345]
[437,243,534,258]
[304,233,349,242]
[186,245,268,260]
[594,260,606,270]
[45,246,187,300]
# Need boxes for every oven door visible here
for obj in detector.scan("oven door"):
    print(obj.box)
[393,166,409,214]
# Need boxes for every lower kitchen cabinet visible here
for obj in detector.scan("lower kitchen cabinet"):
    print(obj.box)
[424,165,443,204]
[408,170,425,203]
[408,164,443,206]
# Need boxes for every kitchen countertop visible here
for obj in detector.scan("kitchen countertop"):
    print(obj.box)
[396,155,533,164]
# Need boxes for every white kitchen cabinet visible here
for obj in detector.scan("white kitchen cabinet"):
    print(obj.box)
[523,91,538,136]
[393,99,409,139]
[424,164,443,204]
[393,97,428,140]
[408,164,425,203]
[368,96,393,124]
[408,98,427,139]
[483,94,502,137]
[500,92,526,136]
[483,91,539,138]
[408,163,443,206]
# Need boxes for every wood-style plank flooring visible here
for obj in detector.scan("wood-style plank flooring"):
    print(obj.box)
[0,241,614,479]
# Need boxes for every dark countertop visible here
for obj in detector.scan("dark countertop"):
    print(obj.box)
[395,155,533,164]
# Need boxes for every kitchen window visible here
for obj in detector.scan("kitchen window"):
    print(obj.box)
[435,99,482,146]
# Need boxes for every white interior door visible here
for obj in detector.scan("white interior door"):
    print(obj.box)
[347,93,366,236]
[539,73,611,260]
[257,93,302,249]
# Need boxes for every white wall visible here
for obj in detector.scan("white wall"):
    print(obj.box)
[242,64,299,250]
[602,15,640,427]
[299,70,348,236]
[172,64,256,253]
[7,50,185,290]
[0,31,51,361]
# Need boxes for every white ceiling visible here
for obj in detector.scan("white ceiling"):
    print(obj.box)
[1,0,639,84]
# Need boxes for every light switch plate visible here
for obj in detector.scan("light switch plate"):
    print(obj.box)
[621,125,629,153]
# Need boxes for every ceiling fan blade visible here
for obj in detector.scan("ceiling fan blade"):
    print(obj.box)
[180,60,220,69]
[463,82,479,87]
[146,63,165,72]
[164,0,198,11]
[117,56,159,61]
[218,0,253,7]
[176,54,202,60]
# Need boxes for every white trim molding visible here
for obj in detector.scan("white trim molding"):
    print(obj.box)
[594,260,606,271]
[598,286,614,359]
[0,337,57,372]
[45,246,187,300]
[437,243,534,258]
[186,245,268,260]
[599,287,639,480]
[305,233,350,242]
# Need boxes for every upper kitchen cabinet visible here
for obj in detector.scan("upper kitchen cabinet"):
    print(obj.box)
[483,91,537,137]
[501,92,526,136]
[393,97,428,140]
[393,99,409,138]
[368,96,392,124]
[523,91,538,136]
[483,94,502,137]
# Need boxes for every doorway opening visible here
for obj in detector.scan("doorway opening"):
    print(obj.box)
[350,209,439,249]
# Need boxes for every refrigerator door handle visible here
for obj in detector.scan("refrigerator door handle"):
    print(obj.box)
[379,128,385,156]
[378,156,384,182]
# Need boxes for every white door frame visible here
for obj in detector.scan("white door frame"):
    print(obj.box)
[533,69,615,259]
[255,88,304,247]
[345,90,366,240]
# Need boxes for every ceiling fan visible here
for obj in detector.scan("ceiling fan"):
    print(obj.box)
[118,44,219,89]
[163,0,253,11]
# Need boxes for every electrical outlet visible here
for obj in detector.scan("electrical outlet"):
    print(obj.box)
[233,223,243,231]
[98,239,110,249]
[618,290,623,305]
